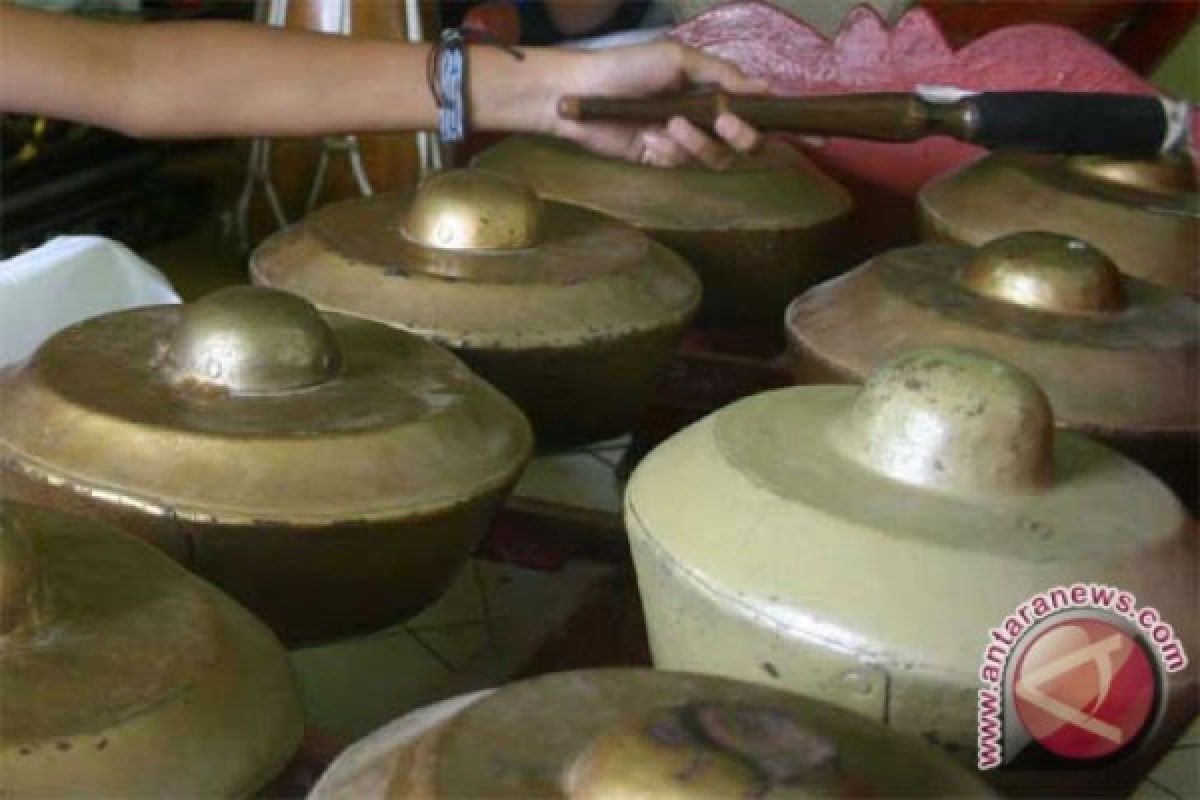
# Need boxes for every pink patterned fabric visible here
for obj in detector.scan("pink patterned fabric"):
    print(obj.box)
[673,1,1196,196]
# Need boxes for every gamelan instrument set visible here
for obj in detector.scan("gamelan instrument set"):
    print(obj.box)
[1,4,1196,799]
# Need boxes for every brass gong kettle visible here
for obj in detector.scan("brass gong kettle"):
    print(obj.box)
[0,286,533,644]
[0,503,303,798]
[252,168,701,441]
[308,669,993,799]
[473,135,854,326]
[626,348,1196,790]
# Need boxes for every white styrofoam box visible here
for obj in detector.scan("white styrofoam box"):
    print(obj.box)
[0,236,180,368]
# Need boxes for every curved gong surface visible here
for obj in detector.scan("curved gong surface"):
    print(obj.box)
[250,172,700,440]
[473,136,853,326]
[252,194,700,350]
[309,191,650,285]
[474,135,850,231]
[919,153,1199,296]
[626,349,1194,755]
[316,670,992,798]
[1,503,302,798]
[0,306,532,523]
[787,243,1199,434]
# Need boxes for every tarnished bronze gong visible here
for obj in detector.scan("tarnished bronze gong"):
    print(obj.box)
[0,502,303,798]
[786,231,1199,507]
[308,669,992,799]
[919,153,1199,297]
[251,168,701,441]
[472,135,854,326]
[0,286,532,644]
[626,348,1196,782]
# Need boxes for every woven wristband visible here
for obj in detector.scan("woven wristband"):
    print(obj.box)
[432,29,467,143]
[427,27,524,145]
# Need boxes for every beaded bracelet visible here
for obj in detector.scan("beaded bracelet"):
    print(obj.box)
[427,28,524,144]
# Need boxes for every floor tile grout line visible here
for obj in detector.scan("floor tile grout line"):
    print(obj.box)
[404,624,458,671]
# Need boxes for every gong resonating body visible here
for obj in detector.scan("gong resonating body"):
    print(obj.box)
[919,153,1199,297]
[0,502,303,797]
[473,135,854,326]
[626,348,1196,774]
[786,232,1199,506]
[308,669,992,799]
[252,169,700,441]
[0,287,532,644]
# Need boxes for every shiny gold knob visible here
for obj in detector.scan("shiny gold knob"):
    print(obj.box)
[402,169,544,251]
[0,509,40,635]
[834,348,1054,495]
[958,232,1127,314]
[565,704,840,799]
[1066,154,1197,195]
[165,286,341,394]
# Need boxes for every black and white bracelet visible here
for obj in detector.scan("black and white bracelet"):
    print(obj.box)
[427,28,524,145]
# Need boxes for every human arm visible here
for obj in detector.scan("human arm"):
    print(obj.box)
[0,5,763,167]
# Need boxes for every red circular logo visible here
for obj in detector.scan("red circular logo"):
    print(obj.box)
[1012,616,1158,760]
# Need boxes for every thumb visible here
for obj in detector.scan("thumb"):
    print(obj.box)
[678,45,768,95]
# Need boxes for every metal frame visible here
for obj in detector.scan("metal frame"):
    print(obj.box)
[235,0,401,252]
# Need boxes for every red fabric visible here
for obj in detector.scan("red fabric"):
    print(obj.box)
[672,1,1198,197]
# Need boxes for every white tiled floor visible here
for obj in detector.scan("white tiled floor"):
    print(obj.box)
[510,436,631,516]
[290,437,635,742]
[1132,717,1199,799]
[290,559,615,741]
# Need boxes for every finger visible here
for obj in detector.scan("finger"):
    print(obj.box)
[677,44,768,95]
[667,115,735,171]
[640,130,690,168]
[714,113,761,155]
